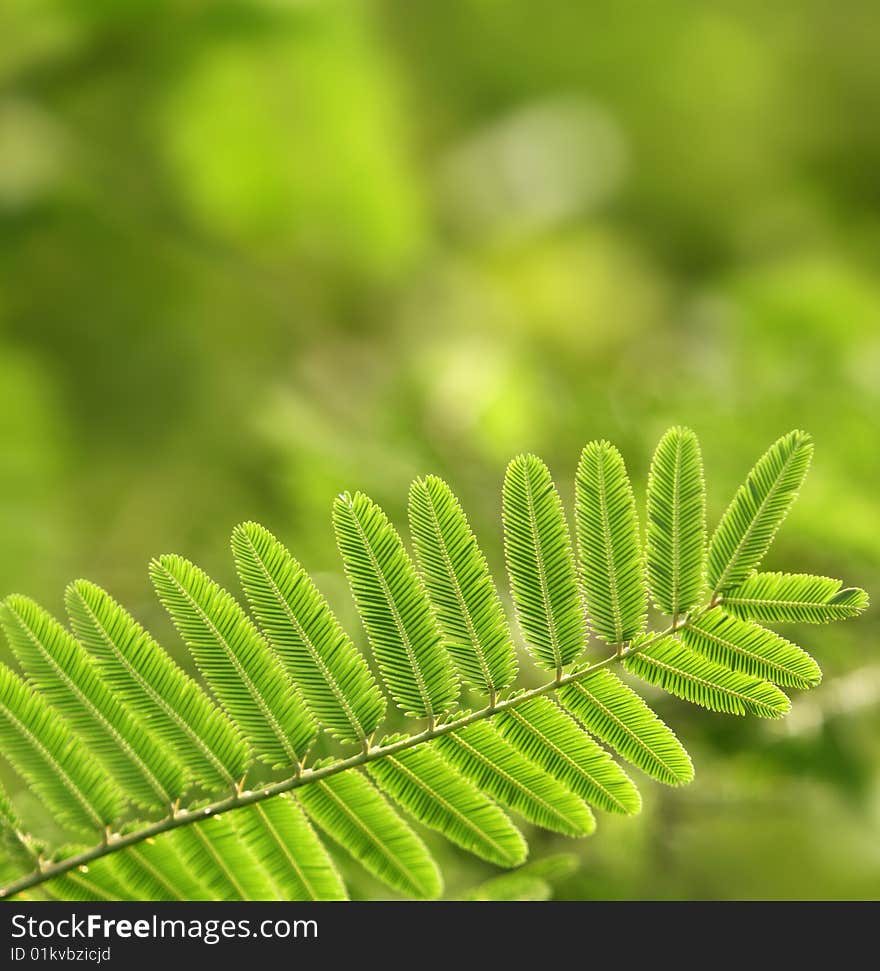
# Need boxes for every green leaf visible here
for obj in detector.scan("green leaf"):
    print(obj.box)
[0,783,20,833]
[107,839,211,900]
[0,663,123,834]
[503,454,586,671]
[114,816,317,901]
[166,816,290,901]
[465,874,552,901]
[0,782,37,882]
[66,580,251,792]
[558,669,693,786]
[624,635,790,718]
[59,780,426,905]
[151,555,316,770]
[409,476,517,698]
[48,840,208,901]
[333,491,459,720]
[1,595,183,812]
[230,796,348,901]
[646,427,707,618]
[682,608,821,689]
[232,522,386,746]
[496,697,641,815]
[299,768,441,899]
[707,430,813,593]
[516,851,580,881]
[576,441,647,645]
[464,853,578,901]
[368,742,527,867]
[47,857,136,902]
[720,572,870,624]
[433,720,595,837]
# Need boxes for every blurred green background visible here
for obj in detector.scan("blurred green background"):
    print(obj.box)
[1,0,878,899]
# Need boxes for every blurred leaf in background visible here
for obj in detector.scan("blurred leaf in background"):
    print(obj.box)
[0,0,877,899]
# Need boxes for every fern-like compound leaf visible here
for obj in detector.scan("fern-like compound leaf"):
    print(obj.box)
[333,491,459,721]
[576,441,647,645]
[707,430,813,594]
[682,608,821,689]
[151,555,316,770]
[1,595,184,811]
[65,580,251,792]
[0,426,870,903]
[647,427,707,618]
[409,476,517,698]
[558,669,693,786]
[503,455,586,671]
[496,697,641,815]
[232,522,386,746]
[0,663,122,834]
[368,741,527,868]
[432,720,595,837]
[624,635,791,718]
[230,797,348,901]
[720,572,870,624]
[298,768,442,899]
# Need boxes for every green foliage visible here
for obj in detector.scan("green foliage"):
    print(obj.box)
[65,580,250,791]
[682,608,821,690]
[720,572,870,624]
[230,797,348,901]
[0,781,19,832]
[162,823,292,899]
[0,784,41,883]
[464,854,578,901]
[49,859,137,903]
[151,554,316,770]
[0,428,868,901]
[48,832,234,902]
[466,873,551,902]
[558,670,693,786]
[503,454,586,671]
[497,697,641,815]
[0,663,122,833]
[4,0,880,902]
[624,636,791,718]
[333,491,460,720]
[94,840,205,901]
[298,769,441,900]
[647,427,707,618]
[433,721,595,837]
[368,740,527,868]
[707,430,814,593]
[1,595,184,811]
[165,816,295,901]
[409,476,517,699]
[576,441,647,645]
[232,522,386,746]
